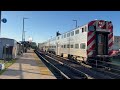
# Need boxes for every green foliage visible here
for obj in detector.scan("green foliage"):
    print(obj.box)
[0,59,16,75]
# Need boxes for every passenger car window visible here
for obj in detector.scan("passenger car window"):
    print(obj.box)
[64,34,66,38]
[75,44,79,48]
[71,31,74,36]
[80,43,86,49]
[71,45,73,48]
[67,33,70,37]
[75,30,79,34]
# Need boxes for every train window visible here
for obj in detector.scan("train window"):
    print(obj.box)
[64,45,66,48]
[80,43,86,49]
[88,25,95,31]
[84,26,87,32]
[64,34,66,38]
[67,44,70,48]
[75,44,79,49]
[82,28,84,32]
[71,31,74,36]
[62,35,63,38]
[71,45,73,48]
[58,37,59,40]
[75,30,79,34]
[67,33,70,37]
[98,34,103,43]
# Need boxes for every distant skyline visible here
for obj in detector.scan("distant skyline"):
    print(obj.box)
[1,11,120,44]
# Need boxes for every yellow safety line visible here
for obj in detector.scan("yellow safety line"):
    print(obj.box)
[32,51,53,75]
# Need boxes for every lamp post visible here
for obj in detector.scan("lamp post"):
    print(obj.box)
[24,31,26,41]
[0,11,7,37]
[48,36,52,52]
[73,20,77,28]
[22,17,28,42]
[69,36,70,55]
[22,17,28,53]
[0,11,1,38]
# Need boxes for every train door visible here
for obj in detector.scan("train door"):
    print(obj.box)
[56,42,60,55]
[96,32,108,55]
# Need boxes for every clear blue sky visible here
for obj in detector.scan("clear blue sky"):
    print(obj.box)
[1,11,120,44]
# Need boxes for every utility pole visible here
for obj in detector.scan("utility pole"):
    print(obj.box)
[69,36,70,55]
[22,17,28,42]
[23,31,26,41]
[22,18,24,41]
[73,20,77,28]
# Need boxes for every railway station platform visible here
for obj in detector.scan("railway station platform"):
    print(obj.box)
[0,49,56,79]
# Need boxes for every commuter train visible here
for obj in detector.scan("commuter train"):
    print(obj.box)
[38,20,113,62]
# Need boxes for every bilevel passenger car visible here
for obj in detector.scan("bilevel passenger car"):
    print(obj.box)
[38,20,113,62]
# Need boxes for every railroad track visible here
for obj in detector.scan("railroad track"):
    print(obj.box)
[35,50,88,79]
[35,50,120,79]
[58,55,120,79]
[36,50,119,79]
[87,59,120,79]
[44,52,116,79]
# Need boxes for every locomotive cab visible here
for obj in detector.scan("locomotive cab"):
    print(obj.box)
[88,20,113,62]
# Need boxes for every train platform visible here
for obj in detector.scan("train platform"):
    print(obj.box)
[0,49,56,79]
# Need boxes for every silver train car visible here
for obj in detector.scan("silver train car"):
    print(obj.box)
[38,20,113,62]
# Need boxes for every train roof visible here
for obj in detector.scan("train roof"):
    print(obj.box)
[48,21,88,40]
[42,19,112,43]
[54,19,112,37]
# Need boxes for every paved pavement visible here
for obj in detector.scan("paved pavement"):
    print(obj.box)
[0,49,56,79]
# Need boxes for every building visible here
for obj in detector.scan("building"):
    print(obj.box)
[0,38,18,59]
[113,36,120,50]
